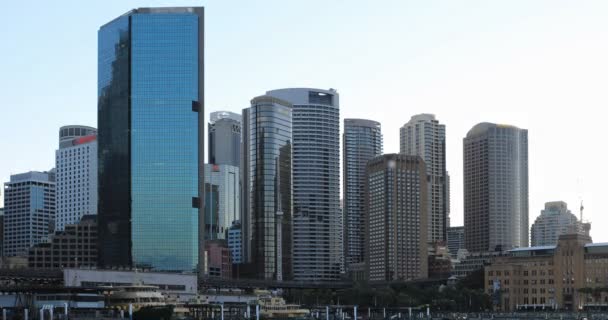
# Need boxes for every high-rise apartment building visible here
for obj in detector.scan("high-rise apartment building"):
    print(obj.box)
[266,88,342,281]
[204,164,240,240]
[531,201,588,246]
[463,123,528,253]
[3,171,56,257]
[55,125,98,231]
[365,154,428,281]
[400,114,447,243]
[343,119,383,271]
[245,95,293,280]
[208,111,241,167]
[97,7,204,272]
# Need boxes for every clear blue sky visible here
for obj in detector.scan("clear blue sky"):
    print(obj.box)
[2,1,607,241]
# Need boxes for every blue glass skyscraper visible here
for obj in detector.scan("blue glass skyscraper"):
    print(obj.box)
[98,7,204,272]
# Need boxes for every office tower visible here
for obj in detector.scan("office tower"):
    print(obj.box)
[447,226,465,259]
[246,95,293,280]
[227,221,242,264]
[463,123,528,252]
[343,119,383,272]
[205,240,232,279]
[208,111,241,166]
[400,114,447,243]
[28,215,97,268]
[531,201,588,246]
[204,164,240,240]
[3,171,56,257]
[265,88,341,281]
[55,125,98,231]
[97,7,204,272]
[365,154,428,281]
[240,108,251,264]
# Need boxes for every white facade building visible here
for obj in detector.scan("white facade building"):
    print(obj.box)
[400,114,448,243]
[204,164,240,240]
[55,125,98,231]
[531,201,588,246]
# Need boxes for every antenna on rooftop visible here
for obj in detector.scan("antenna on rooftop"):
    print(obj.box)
[580,200,584,222]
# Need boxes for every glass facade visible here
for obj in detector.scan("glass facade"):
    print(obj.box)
[343,119,383,271]
[248,96,293,280]
[98,8,204,272]
[266,88,342,281]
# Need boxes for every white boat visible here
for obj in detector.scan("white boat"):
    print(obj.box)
[105,284,167,311]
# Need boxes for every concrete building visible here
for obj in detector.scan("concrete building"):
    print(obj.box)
[208,111,241,167]
[365,154,428,281]
[204,164,240,240]
[245,96,293,280]
[343,119,383,273]
[3,171,55,257]
[483,233,608,311]
[452,251,502,278]
[64,268,197,302]
[205,240,232,279]
[266,88,342,281]
[28,215,97,268]
[97,7,204,272]
[464,123,529,253]
[428,242,452,279]
[55,125,97,231]
[400,114,448,243]
[531,201,588,246]
[447,226,465,259]
[227,221,242,264]
[240,108,251,264]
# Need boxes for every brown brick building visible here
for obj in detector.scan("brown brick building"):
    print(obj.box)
[28,215,97,268]
[485,233,608,311]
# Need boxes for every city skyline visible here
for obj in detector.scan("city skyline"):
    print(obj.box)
[1,0,607,242]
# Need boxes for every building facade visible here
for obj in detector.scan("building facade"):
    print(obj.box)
[227,221,242,264]
[55,125,98,232]
[208,111,241,167]
[204,164,240,240]
[0,208,4,257]
[97,7,205,272]
[266,88,342,281]
[3,171,56,257]
[28,215,97,268]
[484,233,608,312]
[531,201,588,246]
[205,240,232,279]
[400,114,448,243]
[464,123,529,253]
[343,119,383,273]
[447,226,465,259]
[246,96,293,280]
[365,154,428,281]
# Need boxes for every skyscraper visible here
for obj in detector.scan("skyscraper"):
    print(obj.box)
[246,95,293,280]
[343,119,383,272]
[204,164,240,240]
[365,154,428,281]
[400,114,447,243]
[208,111,241,167]
[3,171,56,257]
[446,226,465,259]
[266,88,341,281]
[463,123,528,253]
[97,7,204,272]
[55,125,98,231]
[531,201,588,246]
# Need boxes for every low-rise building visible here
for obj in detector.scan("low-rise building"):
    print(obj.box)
[485,233,608,311]
[28,215,97,268]
[205,240,232,279]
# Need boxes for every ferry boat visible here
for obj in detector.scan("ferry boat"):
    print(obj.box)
[105,284,167,311]
[258,295,310,319]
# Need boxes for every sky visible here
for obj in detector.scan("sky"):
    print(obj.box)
[1,1,607,241]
